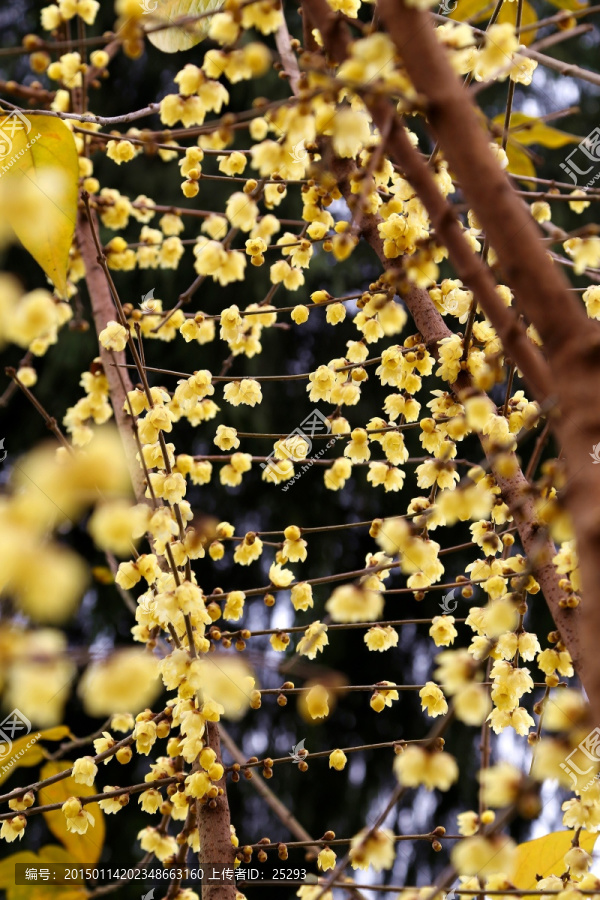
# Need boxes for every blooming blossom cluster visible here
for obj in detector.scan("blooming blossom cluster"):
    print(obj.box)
[0,0,598,894]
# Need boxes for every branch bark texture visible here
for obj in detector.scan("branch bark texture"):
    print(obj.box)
[77,209,146,504]
[301,0,588,692]
[376,0,600,720]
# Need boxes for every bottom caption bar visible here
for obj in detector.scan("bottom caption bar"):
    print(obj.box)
[15,864,310,886]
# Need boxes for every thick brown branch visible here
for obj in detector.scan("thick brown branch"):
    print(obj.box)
[304,0,551,403]
[76,209,146,503]
[377,0,587,355]
[377,0,600,720]
[196,723,237,900]
[301,0,586,691]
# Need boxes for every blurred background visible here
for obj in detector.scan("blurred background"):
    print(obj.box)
[0,0,598,895]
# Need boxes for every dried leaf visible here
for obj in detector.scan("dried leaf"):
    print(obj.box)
[145,0,222,52]
[0,113,78,293]
[513,830,597,888]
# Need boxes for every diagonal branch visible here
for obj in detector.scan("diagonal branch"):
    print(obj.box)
[300,0,586,687]
[77,209,146,503]
[376,0,600,724]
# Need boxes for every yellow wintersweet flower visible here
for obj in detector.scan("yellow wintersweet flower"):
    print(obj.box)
[326,584,383,623]
[331,108,371,159]
[473,24,518,83]
[370,683,399,712]
[98,790,128,814]
[364,625,398,652]
[241,0,283,34]
[106,140,136,165]
[139,789,162,814]
[329,749,347,771]
[562,786,600,830]
[394,746,458,791]
[59,0,99,24]
[138,827,178,861]
[349,828,395,872]
[223,379,262,407]
[111,713,134,733]
[543,688,586,732]
[8,792,34,813]
[305,684,330,719]
[307,364,336,402]
[381,432,408,466]
[457,811,479,836]
[270,632,290,652]
[2,288,59,350]
[564,237,600,275]
[269,563,294,588]
[291,582,313,611]
[282,524,306,552]
[292,305,310,324]
[511,54,537,84]
[345,428,371,463]
[325,302,347,325]
[48,51,82,88]
[0,815,27,843]
[487,706,534,736]
[429,615,458,647]
[62,797,95,835]
[72,757,98,787]
[537,647,574,679]
[234,534,263,565]
[297,621,329,659]
[41,4,62,30]
[99,320,128,351]
[451,834,516,877]
[79,649,161,717]
[88,501,148,556]
[317,847,337,871]
[226,192,259,232]
[223,591,246,622]
[454,683,491,725]
[185,771,211,800]
[367,461,405,492]
[479,762,523,808]
[419,682,448,717]
[270,260,305,290]
[564,846,592,876]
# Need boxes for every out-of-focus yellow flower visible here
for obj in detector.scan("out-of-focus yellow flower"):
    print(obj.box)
[451,834,516,877]
[304,684,330,720]
[78,649,161,717]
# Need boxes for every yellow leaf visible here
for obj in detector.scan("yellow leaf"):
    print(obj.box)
[39,846,90,895]
[91,566,114,585]
[0,848,88,900]
[0,851,39,888]
[0,726,72,788]
[0,113,78,293]
[39,844,91,866]
[449,0,495,22]
[496,113,581,148]
[496,0,537,45]
[146,0,222,52]
[546,0,587,10]
[513,830,598,888]
[504,140,537,182]
[38,762,105,865]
